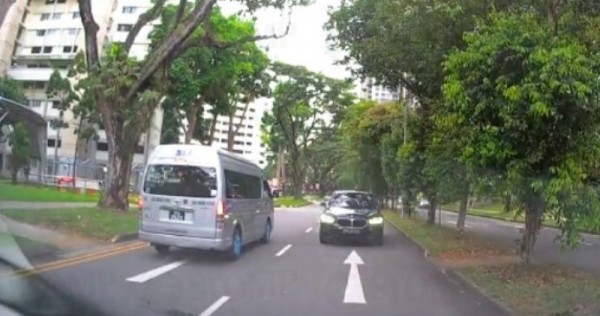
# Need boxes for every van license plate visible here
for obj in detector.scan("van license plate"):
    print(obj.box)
[169,210,185,221]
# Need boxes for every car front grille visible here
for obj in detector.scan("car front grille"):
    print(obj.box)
[336,217,367,228]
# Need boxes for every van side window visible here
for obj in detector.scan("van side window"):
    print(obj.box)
[225,170,262,199]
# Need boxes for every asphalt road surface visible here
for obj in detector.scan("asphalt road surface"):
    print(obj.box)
[415,208,600,277]
[21,205,509,316]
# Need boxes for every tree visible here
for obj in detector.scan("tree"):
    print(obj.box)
[443,9,600,264]
[304,127,341,196]
[326,0,521,224]
[0,76,26,143]
[46,70,78,176]
[76,0,308,210]
[8,122,29,184]
[262,62,354,197]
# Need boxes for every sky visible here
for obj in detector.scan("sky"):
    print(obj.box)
[221,0,352,81]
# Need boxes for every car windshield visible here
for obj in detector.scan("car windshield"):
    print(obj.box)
[329,192,377,209]
[142,164,217,198]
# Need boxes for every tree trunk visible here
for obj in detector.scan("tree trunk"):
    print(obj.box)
[519,192,544,265]
[184,105,199,144]
[289,152,303,198]
[227,112,235,151]
[504,192,512,213]
[71,116,82,189]
[99,146,133,211]
[11,168,17,184]
[426,198,437,225]
[205,112,218,146]
[457,185,469,235]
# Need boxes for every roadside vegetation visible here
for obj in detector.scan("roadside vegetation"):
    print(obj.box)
[0,182,99,202]
[274,196,312,208]
[382,210,600,315]
[0,208,138,241]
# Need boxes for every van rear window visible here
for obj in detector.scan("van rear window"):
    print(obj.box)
[143,165,217,198]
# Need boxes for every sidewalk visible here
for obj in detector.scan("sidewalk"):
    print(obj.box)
[0,201,96,210]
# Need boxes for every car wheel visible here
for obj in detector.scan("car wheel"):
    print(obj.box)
[154,244,170,255]
[226,227,243,261]
[260,219,272,244]
[319,232,329,244]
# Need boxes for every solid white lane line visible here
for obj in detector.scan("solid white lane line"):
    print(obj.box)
[126,261,186,283]
[305,227,313,233]
[275,244,292,257]
[199,296,230,316]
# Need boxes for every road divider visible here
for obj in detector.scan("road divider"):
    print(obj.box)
[126,260,186,283]
[0,241,149,280]
[343,250,366,304]
[275,244,292,257]
[199,296,230,316]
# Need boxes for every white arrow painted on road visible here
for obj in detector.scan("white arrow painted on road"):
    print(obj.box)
[343,250,366,304]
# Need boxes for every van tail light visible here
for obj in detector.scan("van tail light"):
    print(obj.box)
[216,200,227,229]
[137,195,144,211]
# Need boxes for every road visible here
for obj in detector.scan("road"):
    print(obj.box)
[7,205,508,316]
[415,208,600,277]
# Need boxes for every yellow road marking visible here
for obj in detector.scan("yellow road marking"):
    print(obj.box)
[0,241,149,280]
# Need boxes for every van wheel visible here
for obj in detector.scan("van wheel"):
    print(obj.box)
[260,220,272,244]
[154,244,170,255]
[226,227,242,261]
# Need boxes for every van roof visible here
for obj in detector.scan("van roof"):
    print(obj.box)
[149,144,262,169]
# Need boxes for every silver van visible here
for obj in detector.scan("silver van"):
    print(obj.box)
[138,145,274,260]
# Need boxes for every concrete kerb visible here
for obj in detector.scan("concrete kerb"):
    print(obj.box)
[381,212,514,316]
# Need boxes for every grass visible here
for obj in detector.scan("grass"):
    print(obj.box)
[1,207,139,241]
[0,182,99,202]
[0,182,141,204]
[274,196,312,208]
[382,210,600,316]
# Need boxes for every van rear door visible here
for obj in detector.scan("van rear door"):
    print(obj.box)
[141,164,218,238]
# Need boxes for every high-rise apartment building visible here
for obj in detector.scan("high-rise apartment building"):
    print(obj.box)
[357,77,417,107]
[0,0,162,179]
[181,97,272,168]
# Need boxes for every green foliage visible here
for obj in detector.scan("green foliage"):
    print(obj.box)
[262,62,354,196]
[443,10,600,248]
[0,76,26,104]
[8,122,30,183]
[46,70,78,130]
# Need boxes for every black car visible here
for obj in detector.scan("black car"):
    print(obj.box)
[318,191,384,245]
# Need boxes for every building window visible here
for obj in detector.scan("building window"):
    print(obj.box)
[72,12,80,19]
[28,100,42,108]
[247,125,254,129]
[232,149,243,154]
[96,142,108,151]
[31,46,42,54]
[46,29,59,36]
[259,160,264,165]
[43,46,53,54]
[246,133,253,137]
[122,6,136,13]
[36,30,46,36]
[249,108,255,112]
[51,101,60,109]
[63,46,73,53]
[66,28,79,35]
[117,24,132,32]
[245,142,252,146]
[40,13,50,21]
[47,139,62,148]
[52,12,62,20]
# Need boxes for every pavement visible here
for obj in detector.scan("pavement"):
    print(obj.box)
[1,204,510,316]
[414,208,600,277]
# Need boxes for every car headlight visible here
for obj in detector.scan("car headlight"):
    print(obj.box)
[320,213,336,224]
[368,216,384,225]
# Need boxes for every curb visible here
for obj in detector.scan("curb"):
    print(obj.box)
[381,212,513,316]
[111,233,138,243]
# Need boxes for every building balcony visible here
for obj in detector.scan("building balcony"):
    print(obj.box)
[7,67,67,81]
[13,52,78,61]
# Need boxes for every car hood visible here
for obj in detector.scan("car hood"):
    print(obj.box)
[327,207,377,216]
